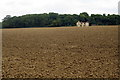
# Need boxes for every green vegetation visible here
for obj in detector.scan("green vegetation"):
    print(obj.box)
[0,22,2,28]
[2,12,120,28]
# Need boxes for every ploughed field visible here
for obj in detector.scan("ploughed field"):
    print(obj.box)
[2,26,119,78]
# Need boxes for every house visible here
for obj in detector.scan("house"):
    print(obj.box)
[76,21,89,27]
[85,22,89,27]
[76,21,81,27]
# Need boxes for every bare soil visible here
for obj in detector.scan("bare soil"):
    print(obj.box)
[2,26,119,78]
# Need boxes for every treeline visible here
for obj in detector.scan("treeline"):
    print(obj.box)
[2,12,120,28]
[0,22,2,28]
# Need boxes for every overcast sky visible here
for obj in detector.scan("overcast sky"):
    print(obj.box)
[0,0,119,22]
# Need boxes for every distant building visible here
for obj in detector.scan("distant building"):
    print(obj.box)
[85,22,89,27]
[76,21,89,27]
[76,21,81,27]
[118,1,120,15]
